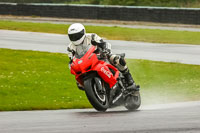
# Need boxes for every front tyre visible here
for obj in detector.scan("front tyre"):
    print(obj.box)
[84,78,109,112]
[124,91,141,111]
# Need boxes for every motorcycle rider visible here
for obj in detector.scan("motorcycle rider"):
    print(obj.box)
[67,23,137,90]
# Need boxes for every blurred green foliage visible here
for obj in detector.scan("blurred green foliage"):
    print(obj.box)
[0,0,200,7]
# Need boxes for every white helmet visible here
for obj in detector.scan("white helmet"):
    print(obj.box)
[68,23,86,45]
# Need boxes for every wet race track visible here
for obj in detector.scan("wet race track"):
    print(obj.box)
[0,30,200,133]
[0,101,200,133]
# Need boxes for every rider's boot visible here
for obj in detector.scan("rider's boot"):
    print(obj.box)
[122,69,139,91]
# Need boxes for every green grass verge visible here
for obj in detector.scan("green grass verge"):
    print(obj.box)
[0,48,200,111]
[0,20,200,45]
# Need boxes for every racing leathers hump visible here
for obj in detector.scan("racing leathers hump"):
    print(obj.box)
[67,33,111,60]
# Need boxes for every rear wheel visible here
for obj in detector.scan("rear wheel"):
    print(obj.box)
[124,91,141,111]
[84,77,109,112]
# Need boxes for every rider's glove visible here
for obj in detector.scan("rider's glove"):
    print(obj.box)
[91,39,106,50]
[91,39,111,55]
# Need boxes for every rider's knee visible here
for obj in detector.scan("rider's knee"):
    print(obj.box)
[109,54,127,72]
[109,54,119,65]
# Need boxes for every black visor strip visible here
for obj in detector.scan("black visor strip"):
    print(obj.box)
[68,29,85,41]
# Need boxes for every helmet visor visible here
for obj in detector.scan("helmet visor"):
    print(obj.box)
[68,29,85,41]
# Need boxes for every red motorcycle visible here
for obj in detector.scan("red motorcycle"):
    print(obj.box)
[70,45,141,112]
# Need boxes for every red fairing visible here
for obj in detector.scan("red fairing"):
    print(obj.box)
[70,46,119,88]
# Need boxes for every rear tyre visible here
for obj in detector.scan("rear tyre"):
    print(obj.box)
[124,91,141,111]
[84,78,109,112]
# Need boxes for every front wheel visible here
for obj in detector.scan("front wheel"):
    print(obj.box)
[84,77,109,112]
[124,91,141,111]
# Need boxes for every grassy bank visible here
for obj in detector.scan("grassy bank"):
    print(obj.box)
[0,20,200,45]
[0,48,200,111]
[127,59,200,104]
[0,48,90,111]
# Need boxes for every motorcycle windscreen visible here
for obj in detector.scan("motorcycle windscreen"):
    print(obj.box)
[74,44,92,59]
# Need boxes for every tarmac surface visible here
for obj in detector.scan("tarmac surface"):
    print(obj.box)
[0,30,200,65]
[0,101,200,133]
